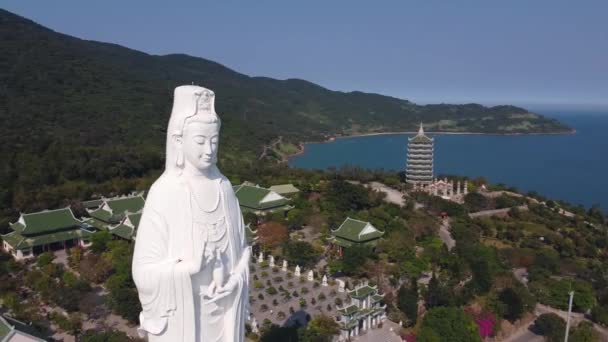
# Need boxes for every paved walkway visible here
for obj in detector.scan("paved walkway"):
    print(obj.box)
[367,182,405,207]
[501,304,608,341]
[468,205,528,219]
[438,218,455,251]
[354,319,402,342]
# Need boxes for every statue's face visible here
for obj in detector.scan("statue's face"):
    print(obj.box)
[181,121,220,171]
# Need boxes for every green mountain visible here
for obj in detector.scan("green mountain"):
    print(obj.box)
[0,9,570,212]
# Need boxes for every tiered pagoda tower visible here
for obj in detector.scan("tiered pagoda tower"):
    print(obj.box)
[406,123,434,184]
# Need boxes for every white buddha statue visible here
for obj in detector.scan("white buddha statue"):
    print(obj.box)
[132,85,251,342]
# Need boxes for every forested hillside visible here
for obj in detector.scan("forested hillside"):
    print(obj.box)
[0,9,571,214]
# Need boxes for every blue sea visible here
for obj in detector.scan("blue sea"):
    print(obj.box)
[289,110,608,210]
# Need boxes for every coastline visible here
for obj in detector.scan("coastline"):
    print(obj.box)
[284,128,577,162]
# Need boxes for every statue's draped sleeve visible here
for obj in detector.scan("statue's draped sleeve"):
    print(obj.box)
[132,184,194,340]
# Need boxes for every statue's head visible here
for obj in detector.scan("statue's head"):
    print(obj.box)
[165,85,221,174]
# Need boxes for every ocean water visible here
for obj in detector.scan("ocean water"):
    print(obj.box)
[289,111,608,210]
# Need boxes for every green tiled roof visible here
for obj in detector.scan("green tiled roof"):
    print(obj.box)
[82,199,103,209]
[1,232,24,249]
[11,208,80,235]
[3,229,92,250]
[106,196,145,214]
[110,225,135,240]
[332,218,384,243]
[234,184,289,210]
[338,304,359,315]
[0,315,11,340]
[127,213,142,228]
[89,208,112,222]
[269,184,300,195]
[331,237,353,248]
[12,208,81,235]
[350,285,377,299]
[372,294,384,303]
[83,217,110,230]
[1,315,47,341]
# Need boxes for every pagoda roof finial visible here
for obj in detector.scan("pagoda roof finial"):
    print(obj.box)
[418,122,425,136]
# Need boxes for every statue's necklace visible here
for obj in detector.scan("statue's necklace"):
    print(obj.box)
[189,179,221,213]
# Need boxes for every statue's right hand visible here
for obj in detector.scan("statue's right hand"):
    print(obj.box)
[176,258,200,275]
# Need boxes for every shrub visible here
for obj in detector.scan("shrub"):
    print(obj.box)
[260,304,269,312]
[277,311,286,319]
[532,313,565,342]
[261,271,269,278]
[266,287,278,295]
[299,298,307,308]
[258,293,264,300]
[37,252,55,268]
[301,287,309,294]
[253,281,264,289]
[591,306,608,326]
[318,293,326,301]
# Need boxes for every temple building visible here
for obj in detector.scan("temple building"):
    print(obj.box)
[106,212,142,241]
[85,195,145,240]
[1,208,93,260]
[406,123,434,185]
[233,182,292,214]
[337,281,387,340]
[414,178,468,204]
[329,218,384,256]
[268,184,300,197]
[0,314,46,341]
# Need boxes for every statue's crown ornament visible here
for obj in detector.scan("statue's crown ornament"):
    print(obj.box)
[196,89,215,114]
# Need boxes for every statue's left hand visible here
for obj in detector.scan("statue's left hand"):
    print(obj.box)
[205,276,238,303]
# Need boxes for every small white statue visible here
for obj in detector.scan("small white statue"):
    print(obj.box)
[132,86,250,342]
[307,270,314,281]
[337,279,345,293]
[295,265,301,277]
[251,317,259,334]
[269,255,275,268]
[282,259,287,272]
[322,274,328,287]
[258,252,264,264]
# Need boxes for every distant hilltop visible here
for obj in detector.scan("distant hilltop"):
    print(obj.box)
[0,8,572,211]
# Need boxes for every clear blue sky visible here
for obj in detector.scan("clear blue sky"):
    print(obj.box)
[2,0,607,108]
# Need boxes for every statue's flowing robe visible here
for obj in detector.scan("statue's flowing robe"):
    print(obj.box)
[132,174,250,342]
